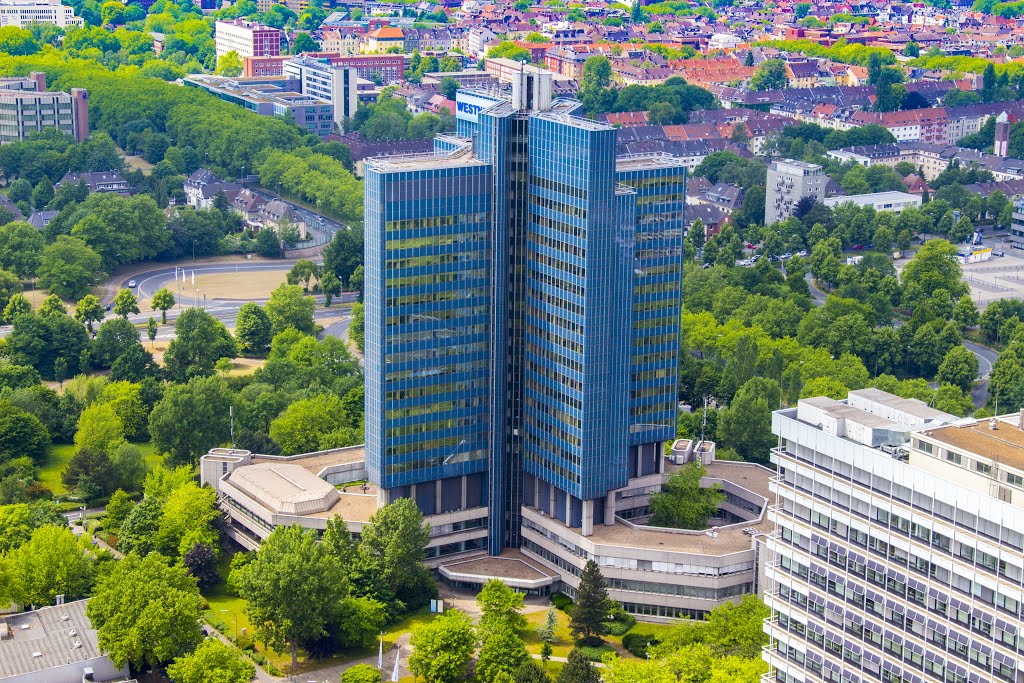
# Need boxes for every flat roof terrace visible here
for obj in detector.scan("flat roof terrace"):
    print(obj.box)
[920,415,1024,473]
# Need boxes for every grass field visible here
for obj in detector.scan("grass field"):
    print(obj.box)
[190,271,288,301]
[37,441,163,496]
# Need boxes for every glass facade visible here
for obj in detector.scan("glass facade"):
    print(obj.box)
[365,82,686,555]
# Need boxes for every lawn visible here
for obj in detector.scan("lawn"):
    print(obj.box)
[37,442,163,496]
[522,606,680,661]
[189,271,288,301]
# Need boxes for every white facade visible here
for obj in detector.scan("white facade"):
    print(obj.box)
[822,191,922,213]
[0,0,81,28]
[214,19,281,59]
[282,56,359,127]
[765,392,1024,683]
[765,159,826,227]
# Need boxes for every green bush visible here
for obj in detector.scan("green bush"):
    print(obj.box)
[603,605,636,635]
[576,644,614,662]
[622,633,659,658]
[551,592,573,611]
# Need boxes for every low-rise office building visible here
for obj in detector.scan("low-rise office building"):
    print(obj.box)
[282,56,359,127]
[0,0,81,28]
[822,191,922,213]
[184,74,334,137]
[203,440,773,622]
[765,389,1024,683]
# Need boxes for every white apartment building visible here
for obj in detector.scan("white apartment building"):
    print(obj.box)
[0,0,81,27]
[765,389,1024,683]
[765,159,826,227]
[214,19,281,59]
[282,56,359,128]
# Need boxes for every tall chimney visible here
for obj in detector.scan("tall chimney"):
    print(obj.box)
[29,71,45,93]
[994,112,1010,158]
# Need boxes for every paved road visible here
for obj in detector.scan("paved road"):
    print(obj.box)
[248,187,350,241]
[964,340,999,409]
[805,274,998,408]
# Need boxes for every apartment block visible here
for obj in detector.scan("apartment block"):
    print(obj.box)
[245,53,405,83]
[765,389,1024,683]
[765,158,826,226]
[214,19,281,59]
[0,0,81,27]
[0,77,88,144]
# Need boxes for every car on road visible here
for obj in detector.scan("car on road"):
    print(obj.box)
[127,280,137,288]
[993,249,1006,257]
[780,252,793,260]
[852,244,864,250]
[796,250,808,257]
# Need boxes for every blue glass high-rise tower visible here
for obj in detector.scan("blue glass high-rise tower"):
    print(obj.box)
[364,68,686,557]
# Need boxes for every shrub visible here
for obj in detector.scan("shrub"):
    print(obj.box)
[576,644,613,662]
[552,592,574,611]
[603,606,636,636]
[622,633,660,658]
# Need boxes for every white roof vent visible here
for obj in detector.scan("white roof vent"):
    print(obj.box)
[31,652,43,658]
[60,614,69,621]
[73,641,83,649]
[68,630,77,637]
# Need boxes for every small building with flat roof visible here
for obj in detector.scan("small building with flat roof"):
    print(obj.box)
[822,190,922,213]
[0,600,132,683]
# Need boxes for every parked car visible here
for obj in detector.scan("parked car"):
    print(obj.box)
[852,244,865,251]
[702,263,713,269]
[746,242,757,249]
[796,250,808,257]
[780,252,793,260]
[750,254,761,263]
[993,249,1006,257]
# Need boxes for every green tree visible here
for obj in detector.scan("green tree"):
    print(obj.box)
[166,638,255,683]
[115,496,164,557]
[486,40,531,61]
[936,345,979,392]
[99,381,148,439]
[105,489,135,531]
[570,560,611,645]
[0,221,44,279]
[86,553,205,669]
[4,525,94,606]
[38,236,104,300]
[477,625,530,683]
[216,50,243,76]
[265,283,316,335]
[287,259,319,291]
[903,41,920,58]
[151,287,175,324]
[0,403,49,465]
[408,610,477,683]
[74,403,126,454]
[149,375,233,466]
[0,268,21,323]
[239,524,347,671]
[750,59,787,90]
[717,378,776,462]
[953,294,980,330]
[164,307,237,381]
[900,239,967,309]
[359,497,434,610]
[515,660,551,683]
[477,578,527,632]
[439,75,460,100]
[154,481,219,558]
[62,448,117,502]
[147,316,157,345]
[649,461,725,529]
[93,317,141,368]
[32,177,54,209]
[74,294,104,332]
[113,288,140,318]
[291,31,318,54]
[110,442,147,492]
[269,393,359,455]
[2,291,31,323]
[320,271,341,306]
[557,649,601,683]
[236,302,273,355]
[38,293,66,319]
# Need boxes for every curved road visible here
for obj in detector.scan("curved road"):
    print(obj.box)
[805,273,997,408]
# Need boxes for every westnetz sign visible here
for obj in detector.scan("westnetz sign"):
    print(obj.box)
[455,93,500,124]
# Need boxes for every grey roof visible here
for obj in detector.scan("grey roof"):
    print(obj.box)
[0,600,109,679]
[28,210,58,230]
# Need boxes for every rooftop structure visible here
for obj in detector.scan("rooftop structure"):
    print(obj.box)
[822,190,922,213]
[0,600,131,683]
[184,74,333,138]
[0,0,81,27]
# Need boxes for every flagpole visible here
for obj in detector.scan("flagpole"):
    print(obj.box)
[391,645,400,682]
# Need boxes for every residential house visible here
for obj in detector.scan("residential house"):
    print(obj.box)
[362,26,404,53]
[184,169,242,210]
[57,171,130,195]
